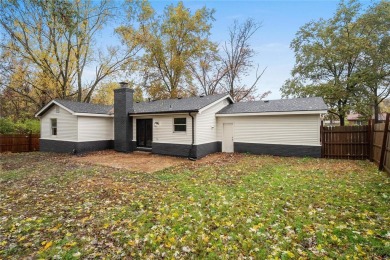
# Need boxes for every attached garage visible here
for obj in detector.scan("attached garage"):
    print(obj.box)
[216,98,327,157]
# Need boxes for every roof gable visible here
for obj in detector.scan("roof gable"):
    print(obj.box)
[35,99,113,117]
[217,97,328,115]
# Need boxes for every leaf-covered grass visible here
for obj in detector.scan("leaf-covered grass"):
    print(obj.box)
[0,152,389,259]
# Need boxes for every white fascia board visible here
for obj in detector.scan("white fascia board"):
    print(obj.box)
[215,110,328,117]
[74,113,113,117]
[198,95,234,114]
[35,100,74,117]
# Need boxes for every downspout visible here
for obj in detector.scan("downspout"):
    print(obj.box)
[188,112,196,160]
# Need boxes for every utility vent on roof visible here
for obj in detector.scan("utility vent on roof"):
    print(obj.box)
[200,94,205,97]
[264,100,269,103]
[177,97,182,99]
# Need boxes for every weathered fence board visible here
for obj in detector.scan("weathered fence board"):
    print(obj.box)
[321,115,390,176]
[322,125,369,160]
[372,123,384,164]
[0,134,40,153]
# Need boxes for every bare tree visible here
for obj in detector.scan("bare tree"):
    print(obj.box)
[221,19,268,102]
[188,49,227,95]
[0,0,140,107]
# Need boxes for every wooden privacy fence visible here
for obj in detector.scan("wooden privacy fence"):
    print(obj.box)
[321,124,370,160]
[0,134,40,153]
[372,114,390,172]
[321,113,390,174]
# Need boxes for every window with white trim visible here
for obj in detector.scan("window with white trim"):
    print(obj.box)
[51,119,57,135]
[173,118,186,132]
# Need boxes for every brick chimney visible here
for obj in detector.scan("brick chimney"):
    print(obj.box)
[114,82,133,152]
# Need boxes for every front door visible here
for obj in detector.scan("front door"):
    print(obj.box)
[136,119,153,148]
[222,123,234,153]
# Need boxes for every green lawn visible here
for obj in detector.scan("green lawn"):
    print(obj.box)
[0,153,389,259]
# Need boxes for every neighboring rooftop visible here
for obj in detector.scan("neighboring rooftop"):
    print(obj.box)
[217,97,328,114]
[132,93,230,114]
[347,113,386,121]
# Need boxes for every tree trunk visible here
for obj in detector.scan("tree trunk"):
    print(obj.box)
[374,87,379,123]
[374,101,379,123]
[339,115,345,126]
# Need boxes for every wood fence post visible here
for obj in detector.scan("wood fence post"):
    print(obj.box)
[379,114,390,171]
[368,119,372,161]
[320,121,324,158]
[370,119,375,162]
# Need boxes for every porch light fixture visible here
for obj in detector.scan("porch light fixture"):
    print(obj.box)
[154,121,160,127]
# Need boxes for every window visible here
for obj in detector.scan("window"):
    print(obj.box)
[174,118,186,132]
[56,106,60,113]
[51,119,57,135]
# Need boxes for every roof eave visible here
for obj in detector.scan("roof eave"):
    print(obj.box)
[216,110,328,117]
[74,113,113,117]
[129,110,198,116]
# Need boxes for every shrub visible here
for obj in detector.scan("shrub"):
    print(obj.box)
[0,118,15,134]
[0,118,40,134]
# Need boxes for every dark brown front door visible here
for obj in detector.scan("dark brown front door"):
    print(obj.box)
[136,119,153,148]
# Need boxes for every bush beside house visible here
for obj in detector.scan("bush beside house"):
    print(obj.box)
[0,118,40,134]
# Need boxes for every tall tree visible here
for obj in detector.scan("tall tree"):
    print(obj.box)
[92,82,144,105]
[0,0,139,114]
[188,49,227,96]
[119,1,216,98]
[281,0,389,125]
[220,19,267,102]
[0,0,78,100]
[355,1,390,122]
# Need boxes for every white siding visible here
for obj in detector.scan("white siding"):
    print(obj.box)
[40,105,77,141]
[133,114,193,145]
[217,114,321,146]
[196,99,230,145]
[78,117,114,141]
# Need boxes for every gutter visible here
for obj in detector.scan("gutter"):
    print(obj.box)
[129,110,198,116]
[188,112,196,161]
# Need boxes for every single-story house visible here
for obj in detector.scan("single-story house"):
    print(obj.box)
[35,85,328,158]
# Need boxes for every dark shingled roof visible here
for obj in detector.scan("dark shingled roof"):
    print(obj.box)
[36,99,113,116]
[55,99,113,114]
[37,93,231,116]
[132,93,230,114]
[217,97,327,114]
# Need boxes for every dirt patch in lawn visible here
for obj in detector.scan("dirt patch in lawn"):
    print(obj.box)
[71,150,247,173]
[72,150,187,173]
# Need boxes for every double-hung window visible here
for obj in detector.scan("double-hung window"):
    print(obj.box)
[51,119,57,136]
[173,118,186,132]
